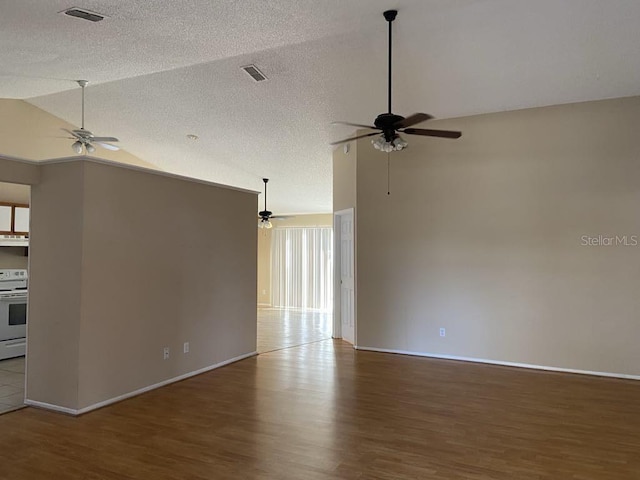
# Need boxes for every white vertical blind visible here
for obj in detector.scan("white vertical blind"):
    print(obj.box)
[271,227,333,311]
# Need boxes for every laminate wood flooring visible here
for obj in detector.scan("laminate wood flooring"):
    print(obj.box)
[257,307,332,353]
[0,340,639,479]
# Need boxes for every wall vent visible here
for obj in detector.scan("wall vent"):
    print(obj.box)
[61,7,106,22]
[241,65,268,82]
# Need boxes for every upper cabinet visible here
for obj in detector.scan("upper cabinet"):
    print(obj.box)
[0,203,29,235]
[13,207,29,235]
[0,205,11,233]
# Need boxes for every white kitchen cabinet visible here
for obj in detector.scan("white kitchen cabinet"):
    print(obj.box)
[13,207,29,234]
[0,205,11,233]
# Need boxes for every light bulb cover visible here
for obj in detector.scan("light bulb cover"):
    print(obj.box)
[72,141,83,154]
[265,220,273,229]
[371,134,408,152]
[86,143,96,153]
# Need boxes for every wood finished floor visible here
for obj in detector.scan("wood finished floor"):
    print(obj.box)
[1,340,640,479]
[257,307,332,353]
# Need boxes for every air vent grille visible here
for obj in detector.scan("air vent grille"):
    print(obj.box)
[61,7,106,22]
[241,65,267,82]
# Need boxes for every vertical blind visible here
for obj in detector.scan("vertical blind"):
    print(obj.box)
[271,227,333,311]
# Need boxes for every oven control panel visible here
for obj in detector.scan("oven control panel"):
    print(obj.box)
[0,269,28,281]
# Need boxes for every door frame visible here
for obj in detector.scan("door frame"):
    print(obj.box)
[333,208,356,345]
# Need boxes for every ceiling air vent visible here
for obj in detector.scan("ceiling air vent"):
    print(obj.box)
[61,7,106,22]
[241,65,268,82]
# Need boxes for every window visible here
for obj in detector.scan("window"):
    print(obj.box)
[271,227,333,311]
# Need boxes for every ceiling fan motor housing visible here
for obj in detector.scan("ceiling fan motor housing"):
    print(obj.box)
[375,113,404,141]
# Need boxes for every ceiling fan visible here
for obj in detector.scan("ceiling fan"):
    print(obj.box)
[258,178,290,229]
[331,9,461,151]
[63,80,120,154]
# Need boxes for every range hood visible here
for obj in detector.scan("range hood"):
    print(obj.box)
[0,235,28,247]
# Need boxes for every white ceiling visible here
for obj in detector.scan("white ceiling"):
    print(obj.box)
[3,0,640,213]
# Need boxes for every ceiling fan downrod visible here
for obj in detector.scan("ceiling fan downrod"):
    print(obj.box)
[259,178,272,218]
[384,10,397,115]
[263,178,268,213]
[77,80,88,130]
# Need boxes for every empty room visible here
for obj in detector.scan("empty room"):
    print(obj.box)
[1,1,639,479]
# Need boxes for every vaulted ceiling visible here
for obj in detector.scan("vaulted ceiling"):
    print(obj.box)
[3,0,640,213]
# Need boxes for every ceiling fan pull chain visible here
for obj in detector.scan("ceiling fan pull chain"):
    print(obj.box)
[387,152,391,195]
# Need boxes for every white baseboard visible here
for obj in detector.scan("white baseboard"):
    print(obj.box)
[25,351,258,416]
[24,399,77,415]
[354,346,640,381]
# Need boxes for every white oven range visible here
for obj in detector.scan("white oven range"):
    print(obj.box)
[0,269,27,361]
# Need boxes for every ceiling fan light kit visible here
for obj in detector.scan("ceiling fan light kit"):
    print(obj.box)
[330,10,461,150]
[258,218,273,229]
[372,134,407,152]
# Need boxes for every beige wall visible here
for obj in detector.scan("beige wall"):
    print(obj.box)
[333,140,357,212]
[0,248,28,269]
[342,96,640,377]
[257,230,271,305]
[0,99,157,169]
[257,214,333,306]
[0,157,40,185]
[27,162,84,408]
[27,159,257,411]
[0,182,30,204]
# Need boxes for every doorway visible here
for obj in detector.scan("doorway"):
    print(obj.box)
[334,208,355,345]
[0,181,30,415]
[257,215,334,353]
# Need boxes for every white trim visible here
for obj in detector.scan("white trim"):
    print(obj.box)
[355,346,640,381]
[0,154,38,164]
[25,351,257,416]
[24,399,77,415]
[333,213,342,339]
[333,208,356,344]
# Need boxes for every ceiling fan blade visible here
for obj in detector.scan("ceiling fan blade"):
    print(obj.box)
[91,136,119,142]
[94,142,120,151]
[331,121,379,130]
[271,215,295,220]
[61,128,80,139]
[394,113,434,129]
[330,131,380,146]
[403,128,462,139]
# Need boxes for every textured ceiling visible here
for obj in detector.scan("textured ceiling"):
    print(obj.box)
[3,0,640,213]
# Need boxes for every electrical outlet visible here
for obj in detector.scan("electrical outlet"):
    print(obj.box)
[439,328,446,337]
[183,342,189,354]
[163,347,170,360]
